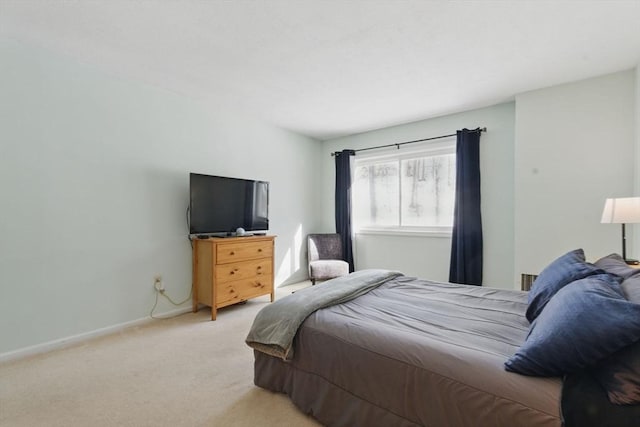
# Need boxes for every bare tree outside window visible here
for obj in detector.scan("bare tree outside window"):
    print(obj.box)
[353,149,455,231]
[401,154,455,227]
[353,161,399,227]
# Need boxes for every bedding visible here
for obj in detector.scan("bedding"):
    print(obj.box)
[248,266,640,426]
[591,340,640,405]
[525,248,604,322]
[248,273,563,427]
[506,273,640,377]
[595,253,640,301]
[561,369,640,426]
[591,253,640,406]
[246,269,402,360]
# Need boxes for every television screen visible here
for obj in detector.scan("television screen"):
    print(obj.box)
[189,173,269,235]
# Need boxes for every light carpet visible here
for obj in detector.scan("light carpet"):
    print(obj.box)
[0,283,321,427]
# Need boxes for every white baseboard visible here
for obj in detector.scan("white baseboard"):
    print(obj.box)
[0,306,192,364]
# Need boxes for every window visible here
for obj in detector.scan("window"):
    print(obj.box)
[352,141,456,235]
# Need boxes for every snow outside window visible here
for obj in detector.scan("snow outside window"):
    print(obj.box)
[352,142,456,235]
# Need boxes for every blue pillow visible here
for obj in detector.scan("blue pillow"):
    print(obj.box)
[526,249,603,322]
[595,253,640,280]
[505,274,640,377]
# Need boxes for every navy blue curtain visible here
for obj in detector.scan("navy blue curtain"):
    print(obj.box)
[335,150,355,272]
[449,129,483,285]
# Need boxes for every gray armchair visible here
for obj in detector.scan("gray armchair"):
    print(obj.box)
[307,233,350,285]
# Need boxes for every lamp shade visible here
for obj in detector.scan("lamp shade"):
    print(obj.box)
[601,197,640,224]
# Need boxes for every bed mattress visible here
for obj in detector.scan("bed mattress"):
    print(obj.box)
[253,276,562,427]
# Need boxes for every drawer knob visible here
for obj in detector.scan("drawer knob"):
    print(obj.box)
[257,266,262,270]
[229,251,235,256]
[230,271,235,275]
[258,248,263,252]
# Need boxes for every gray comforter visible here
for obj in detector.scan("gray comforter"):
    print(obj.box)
[253,275,563,427]
[245,269,402,360]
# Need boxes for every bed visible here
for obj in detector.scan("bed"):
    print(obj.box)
[246,253,640,427]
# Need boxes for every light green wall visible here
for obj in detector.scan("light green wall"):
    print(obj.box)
[0,38,322,355]
[514,70,636,277]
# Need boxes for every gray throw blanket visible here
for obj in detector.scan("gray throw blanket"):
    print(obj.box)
[245,269,403,360]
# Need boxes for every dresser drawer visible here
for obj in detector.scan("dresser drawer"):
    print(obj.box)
[215,258,272,283]
[216,240,273,264]
[216,275,273,307]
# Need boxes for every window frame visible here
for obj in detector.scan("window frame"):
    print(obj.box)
[352,140,456,237]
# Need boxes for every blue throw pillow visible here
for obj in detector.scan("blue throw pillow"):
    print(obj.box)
[505,274,640,377]
[595,253,640,280]
[526,249,603,322]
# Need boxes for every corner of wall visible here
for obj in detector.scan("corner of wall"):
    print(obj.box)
[634,65,640,255]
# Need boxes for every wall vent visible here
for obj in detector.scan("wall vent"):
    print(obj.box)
[521,274,538,291]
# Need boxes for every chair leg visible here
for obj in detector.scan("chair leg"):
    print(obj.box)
[311,278,316,286]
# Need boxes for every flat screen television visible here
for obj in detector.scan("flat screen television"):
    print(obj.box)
[189,173,269,235]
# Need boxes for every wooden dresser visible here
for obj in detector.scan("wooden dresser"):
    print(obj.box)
[192,235,275,320]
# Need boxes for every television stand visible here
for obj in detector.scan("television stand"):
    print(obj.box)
[192,235,276,320]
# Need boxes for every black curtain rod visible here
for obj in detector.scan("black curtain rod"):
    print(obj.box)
[331,127,486,157]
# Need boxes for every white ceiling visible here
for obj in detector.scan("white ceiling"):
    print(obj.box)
[2,0,640,140]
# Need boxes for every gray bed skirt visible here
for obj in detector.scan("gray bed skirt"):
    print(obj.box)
[254,350,421,426]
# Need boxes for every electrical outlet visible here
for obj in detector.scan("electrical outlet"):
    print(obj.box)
[154,276,164,292]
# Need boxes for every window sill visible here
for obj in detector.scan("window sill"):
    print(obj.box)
[355,228,452,238]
